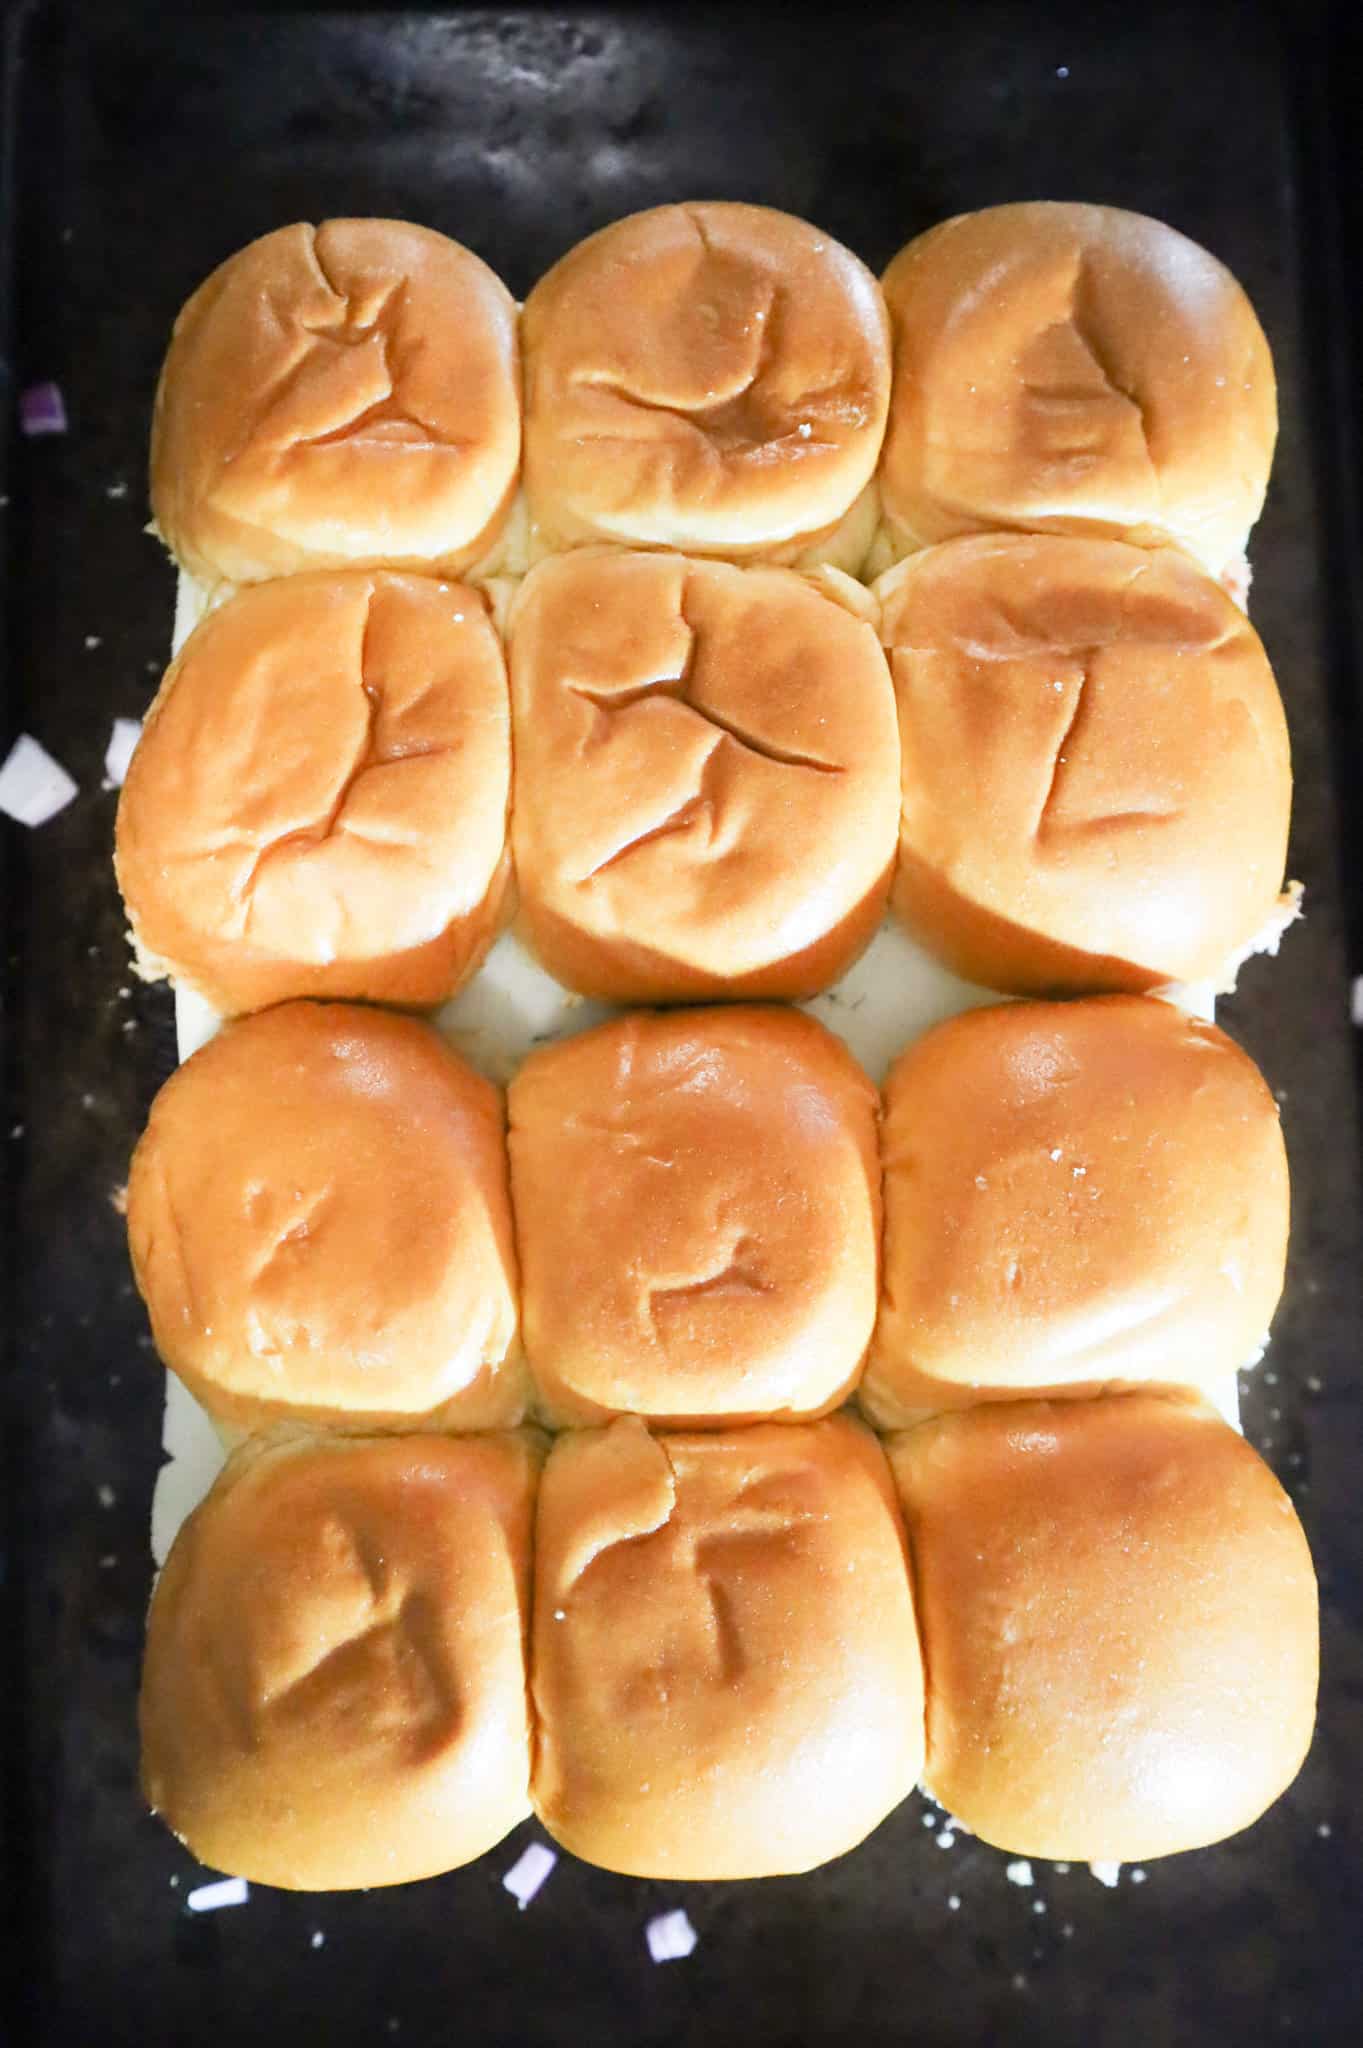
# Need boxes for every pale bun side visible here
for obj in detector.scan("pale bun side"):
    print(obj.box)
[522,202,890,560]
[530,1415,923,1878]
[126,1002,525,1432]
[878,201,1276,576]
[508,1007,881,1426]
[140,1430,540,1889]
[508,548,900,1002]
[151,219,521,585]
[115,572,512,1015]
[888,1394,1318,1862]
[862,996,1289,1424]
[878,534,1293,994]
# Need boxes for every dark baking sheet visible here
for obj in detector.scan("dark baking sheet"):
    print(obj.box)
[3,3,1362,2043]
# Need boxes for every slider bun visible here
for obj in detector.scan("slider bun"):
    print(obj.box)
[878,534,1293,993]
[140,1431,539,1889]
[888,1395,1318,1861]
[508,1007,881,1426]
[508,549,900,1000]
[531,1415,923,1877]
[863,997,1289,1423]
[878,201,1276,576]
[151,219,520,585]
[521,202,890,564]
[115,572,512,1015]
[126,1002,524,1432]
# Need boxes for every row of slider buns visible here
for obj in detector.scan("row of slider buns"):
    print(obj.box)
[133,997,1314,1884]
[128,198,1316,1887]
[122,198,1296,1018]
[141,1403,1315,1890]
[128,999,1287,1437]
[113,539,1294,1017]
[150,202,1274,588]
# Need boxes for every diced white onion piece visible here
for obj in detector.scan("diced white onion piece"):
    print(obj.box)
[104,717,142,788]
[646,1909,698,1963]
[0,734,78,826]
[186,1876,248,1913]
[501,1842,557,1910]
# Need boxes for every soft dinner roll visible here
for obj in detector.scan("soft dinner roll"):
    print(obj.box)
[151,219,521,584]
[508,1007,880,1426]
[115,572,512,1015]
[862,997,1289,1425]
[140,1430,539,1889]
[126,1002,524,1432]
[877,534,1294,994]
[531,1415,923,1878]
[888,1395,1318,1862]
[508,549,900,1001]
[877,201,1276,579]
[521,202,890,565]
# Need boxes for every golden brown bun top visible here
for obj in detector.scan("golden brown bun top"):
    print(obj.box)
[140,1430,539,1889]
[531,1415,923,1878]
[115,572,512,1016]
[126,1002,523,1432]
[879,201,1276,575]
[878,534,1292,993]
[522,202,891,558]
[508,1006,881,1426]
[889,1394,1317,1861]
[151,220,521,584]
[508,548,900,1001]
[862,996,1289,1423]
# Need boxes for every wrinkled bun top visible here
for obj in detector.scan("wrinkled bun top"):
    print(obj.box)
[508,548,900,1001]
[115,572,512,1015]
[140,1430,538,1889]
[878,533,1292,993]
[522,202,890,560]
[863,996,1289,1424]
[151,219,521,584]
[508,1007,881,1426]
[878,201,1276,576]
[126,1002,524,1432]
[530,1415,923,1878]
[888,1395,1318,1862]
